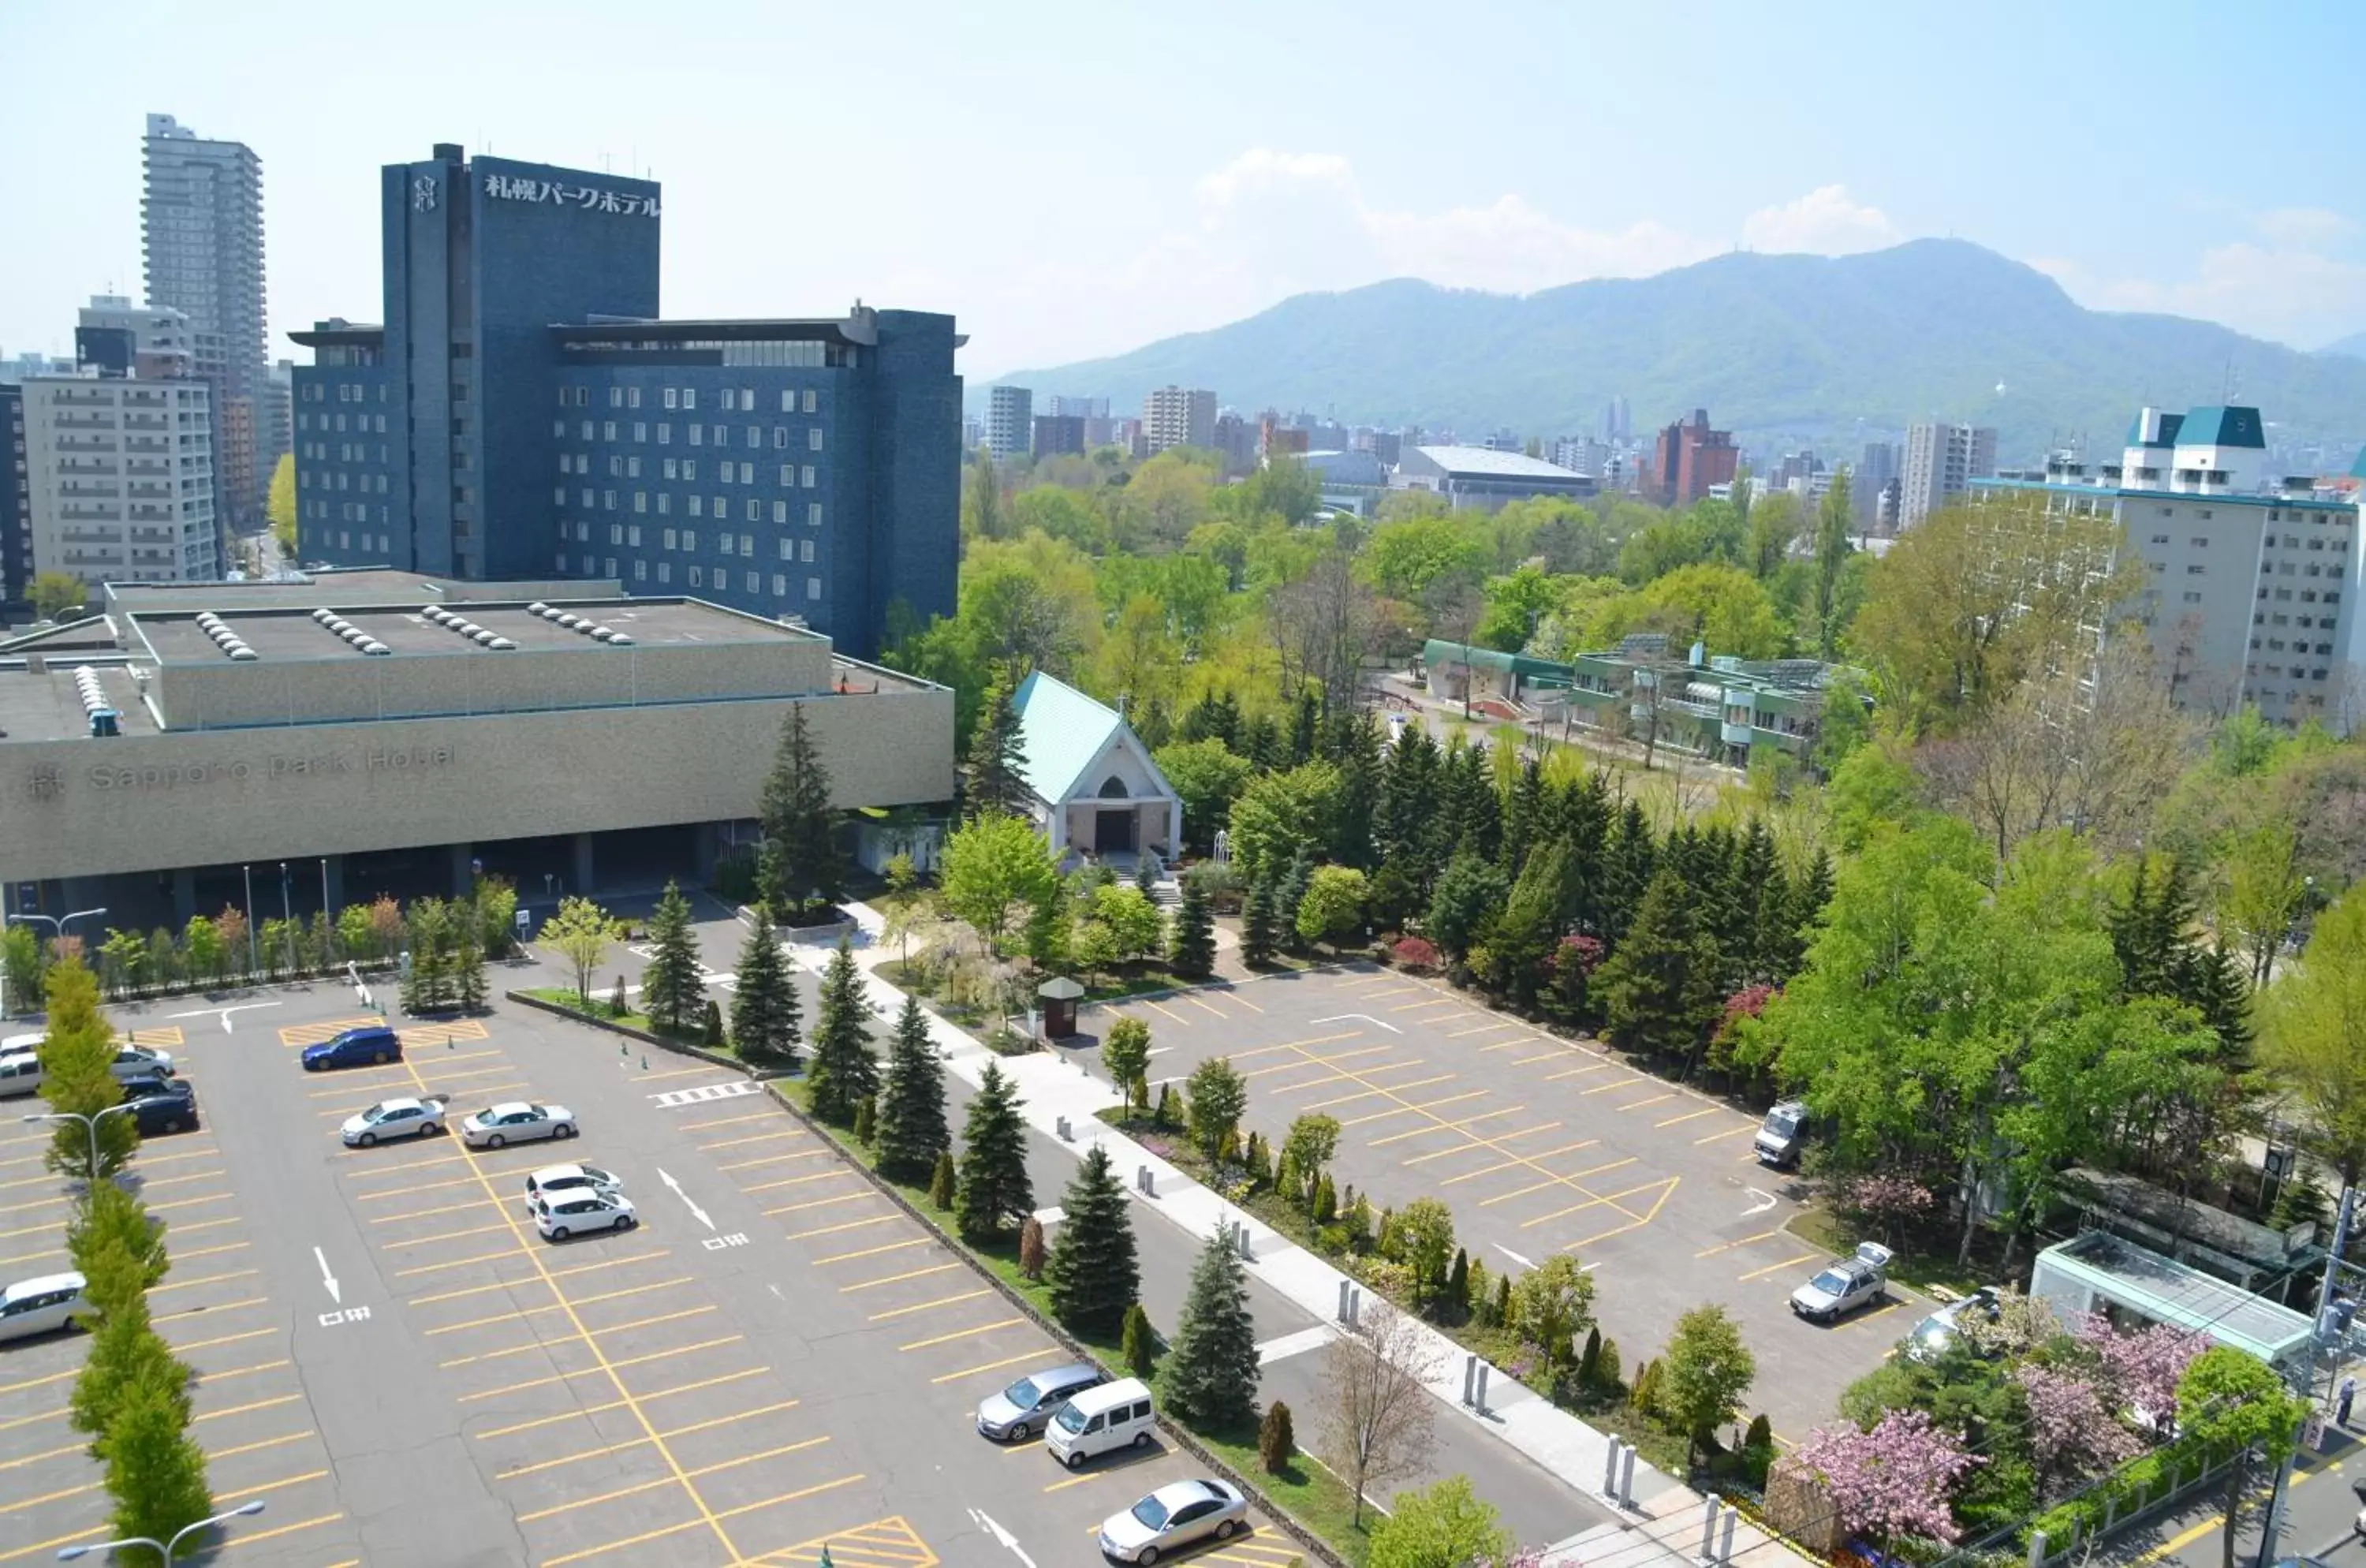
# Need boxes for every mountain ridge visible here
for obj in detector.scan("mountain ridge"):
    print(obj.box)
[987,240,2366,461]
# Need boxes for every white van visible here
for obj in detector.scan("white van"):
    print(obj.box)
[1045,1376,1155,1469]
[0,1052,43,1099]
[0,1271,91,1343]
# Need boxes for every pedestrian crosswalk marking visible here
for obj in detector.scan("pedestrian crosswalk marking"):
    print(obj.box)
[651,1079,761,1109]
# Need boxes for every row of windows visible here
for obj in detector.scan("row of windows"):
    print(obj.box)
[299,441,386,465]
[558,455,821,488]
[551,487,823,526]
[561,386,824,416]
[301,383,388,405]
[2256,613,2334,628]
[302,469,390,494]
[323,530,392,553]
[554,418,825,453]
[309,500,388,524]
[2252,639,2338,655]
[297,413,389,435]
[557,521,821,563]
[2259,587,2341,603]
[562,551,823,600]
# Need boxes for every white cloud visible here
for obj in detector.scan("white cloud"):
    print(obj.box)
[1739,185,1901,256]
[2067,239,2366,349]
[2253,207,2357,247]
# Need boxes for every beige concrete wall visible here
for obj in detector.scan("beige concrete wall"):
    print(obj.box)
[0,687,952,879]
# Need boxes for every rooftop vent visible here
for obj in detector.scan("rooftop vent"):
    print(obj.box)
[527,602,549,615]
[487,637,517,651]
[557,614,582,629]
[607,633,633,645]
[363,640,390,656]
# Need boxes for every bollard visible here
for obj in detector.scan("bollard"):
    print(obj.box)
[1339,1279,1353,1326]
[1462,1355,1476,1407]
[1142,1167,1155,1198]
[1056,1114,1071,1141]
[2025,1529,2047,1568]
[640,1055,648,1070]
[1236,1223,1253,1260]
[1603,1439,1621,1498]
[1618,1443,1636,1509]
[1717,1506,1737,1566]
[1348,1286,1362,1331]
[1474,1363,1489,1416]
[621,1039,628,1056]
[1700,1495,1721,1562]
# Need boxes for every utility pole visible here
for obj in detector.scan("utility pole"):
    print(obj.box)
[2256,1183,2355,1568]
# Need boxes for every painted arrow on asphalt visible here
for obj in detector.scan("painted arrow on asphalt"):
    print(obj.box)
[314,1245,341,1305]
[657,1167,715,1230]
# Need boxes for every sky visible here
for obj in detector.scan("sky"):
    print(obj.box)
[4,0,2364,383]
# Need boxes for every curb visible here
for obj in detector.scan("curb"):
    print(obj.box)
[502,988,742,1071]
[756,1077,1348,1568]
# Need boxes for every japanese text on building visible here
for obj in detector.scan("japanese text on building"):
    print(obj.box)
[483,174,658,217]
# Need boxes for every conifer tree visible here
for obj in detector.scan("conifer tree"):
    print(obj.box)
[1594,868,1723,1065]
[729,902,804,1070]
[928,1150,957,1210]
[1241,873,1280,968]
[956,1060,1032,1244]
[1165,1226,1261,1432]
[1121,1303,1157,1375]
[758,704,844,917]
[1046,1144,1140,1338]
[1277,848,1315,950]
[806,940,879,1125]
[1168,876,1216,979]
[640,881,706,1036]
[874,994,950,1181]
[965,675,1032,821]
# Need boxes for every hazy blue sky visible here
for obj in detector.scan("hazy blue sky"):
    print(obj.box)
[5,0,2362,379]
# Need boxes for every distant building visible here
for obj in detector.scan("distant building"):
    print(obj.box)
[987,385,1032,461]
[1483,428,1522,453]
[1392,446,1596,511]
[1009,670,1182,863]
[1212,412,1259,476]
[0,353,76,385]
[1143,386,1217,454]
[1771,449,1823,491]
[1083,416,1118,449]
[1872,476,1902,533]
[1368,429,1404,467]
[1603,397,1631,442]
[1553,435,1608,476]
[1902,421,1998,525]
[1857,440,1900,521]
[1260,417,1310,460]
[1647,409,1738,506]
[1041,394,1108,421]
[73,296,198,380]
[1305,450,1389,516]
[1031,414,1086,459]
[0,385,28,607]
[22,374,218,584]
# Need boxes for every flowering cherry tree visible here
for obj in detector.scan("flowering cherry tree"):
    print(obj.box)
[1790,1409,1981,1543]
[2075,1314,2200,1435]
[2017,1362,2143,1487]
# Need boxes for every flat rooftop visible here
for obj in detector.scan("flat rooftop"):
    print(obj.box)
[126,597,817,667]
[0,663,159,744]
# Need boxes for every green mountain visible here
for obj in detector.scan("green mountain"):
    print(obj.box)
[2318,330,2366,360]
[991,240,2366,461]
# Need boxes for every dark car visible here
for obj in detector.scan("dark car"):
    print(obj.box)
[302,1025,401,1072]
[123,1081,199,1136]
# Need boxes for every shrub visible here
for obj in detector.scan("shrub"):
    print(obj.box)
[853,1095,876,1144]
[927,1151,956,1211]
[1259,1401,1297,1473]
[1577,1326,1602,1387]
[1591,1336,1624,1398]
[1392,935,1440,973]
[1154,1081,1180,1129]
[1017,1215,1046,1281]
[1121,1303,1156,1375]
[608,975,628,1017]
[702,999,724,1045]
[1629,1356,1662,1416]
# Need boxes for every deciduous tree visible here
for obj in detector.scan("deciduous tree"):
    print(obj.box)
[1185,1056,1248,1163]
[1368,1476,1512,1568]
[1295,865,1368,948]
[940,813,1059,953]
[36,957,138,1182]
[1319,1300,1438,1526]
[1659,1305,1756,1469]
[98,1364,214,1551]
[1100,1015,1152,1114]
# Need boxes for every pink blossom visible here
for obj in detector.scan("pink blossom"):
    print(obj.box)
[1393,935,1440,973]
[2074,1315,2200,1434]
[2017,1363,2143,1482]
[1555,934,1604,975]
[1790,1409,1980,1543]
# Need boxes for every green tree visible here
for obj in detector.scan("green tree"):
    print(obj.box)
[267,450,296,553]
[639,881,706,1036]
[1424,850,1506,961]
[181,915,224,987]
[1121,1302,1158,1376]
[806,941,879,1125]
[95,928,146,999]
[956,1061,1033,1243]
[2,921,42,1011]
[1510,1253,1597,1361]
[939,812,1060,952]
[1811,469,1855,651]
[1165,1226,1260,1432]
[1391,1197,1457,1309]
[72,1248,189,1443]
[1259,1401,1297,1473]
[1368,1476,1511,1568]
[30,569,87,622]
[758,704,844,917]
[69,1182,167,1294]
[1295,865,1368,947]
[1155,739,1256,857]
[1659,1305,1756,1469]
[37,957,139,1183]
[729,904,804,1070]
[1168,877,1217,978]
[964,676,1032,821]
[1089,883,1165,962]
[1241,873,1281,967]
[1228,762,1344,882]
[1281,1114,1342,1211]
[1185,1056,1249,1163]
[874,995,949,1181]
[2260,881,2366,1183]
[1046,1144,1140,1338]
[99,1364,215,1554]
[1100,1015,1153,1114]
[928,1150,957,1210]
[451,930,487,1013]
[2178,1345,2311,1568]
[1593,868,1722,1064]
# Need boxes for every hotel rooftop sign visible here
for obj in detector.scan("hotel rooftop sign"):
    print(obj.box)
[483,174,658,217]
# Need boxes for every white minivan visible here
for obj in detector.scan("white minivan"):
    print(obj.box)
[0,1051,43,1099]
[0,1271,91,1343]
[1045,1376,1155,1469]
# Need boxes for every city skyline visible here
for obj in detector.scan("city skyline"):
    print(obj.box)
[2,0,2362,383]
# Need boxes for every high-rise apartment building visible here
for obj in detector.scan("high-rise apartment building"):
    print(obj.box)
[143,114,269,538]
[1143,386,1217,454]
[289,142,960,657]
[986,386,1032,460]
[1041,394,1107,421]
[73,296,196,380]
[1857,440,1901,525]
[22,375,218,585]
[1646,409,1737,506]
[1901,421,1998,526]
[1031,414,1086,458]
[0,386,29,607]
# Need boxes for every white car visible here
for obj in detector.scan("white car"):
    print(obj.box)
[0,1271,92,1344]
[340,1096,449,1148]
[523,1163,624,1211]
[535,1190,636,1241]
[0,1051,43,1099]
[1791,1242,1895,1324]
[1099,1480,1249,1563]
[461,1101,577,1149]
[106,1043,174,1084]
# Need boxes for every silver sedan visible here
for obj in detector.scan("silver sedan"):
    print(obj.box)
[461,1101,577,1149]
[1098,1479,1248,1564]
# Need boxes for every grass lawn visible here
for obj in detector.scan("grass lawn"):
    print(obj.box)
[779,1079,1373,1564]
[1786,1204,1984,1301]
[521,987,731,1058]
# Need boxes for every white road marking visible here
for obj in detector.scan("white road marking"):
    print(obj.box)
[314,1245,341,1305]
[1031,1206,1065,1226]
[1313,1013,1401,1034]
[1744,1188,1778,1217]
[1256,1325,1337,1365]
[657,1167,715,1230]
[1492,1244,1534,1272]
[166,999,282,1033]
[968,1507,1039,1567]
[651,1080,759,1109]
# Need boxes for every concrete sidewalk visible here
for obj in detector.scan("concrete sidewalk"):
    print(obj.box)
[767,902,1808,1568]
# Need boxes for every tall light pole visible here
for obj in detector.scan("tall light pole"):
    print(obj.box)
[278,863,293,973]
[58,1499,266,1564]
[241,864,257,975]
[24,1104,139,1184]
[2,907,107,1020]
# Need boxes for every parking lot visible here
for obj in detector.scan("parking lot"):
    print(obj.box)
[0,980,1307,1567]
[1088,964,1909,1433]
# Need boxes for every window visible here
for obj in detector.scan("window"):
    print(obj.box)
[576,521,591,542]
[808,503,823,528]
[773,573,787,596]
[741,533,755,555]
[603,420,618,442]
[658,424,670,446]
[2182,591,2202,603]
[609,524,623,545]
[683,530,697,552]
[628,457,641,478]
[804,390,818,414]
[657,562,670,584]
[2186,564,2204,575]
[711,424,727,447]
[633,421,647,442]
[808,427,823,451]
[559,387,571,409]
[580,420,593,440]
[808,577,822,600]
[662,458,677,480]
[773,500,789,524]
[719,462,733,486]
[746,426,761,450]
[684,459,698,481]
[558,454,573,475]
[634,491,647,513]
[780,464,796,485]
[689,495,703,517]
[689,424,703,446]
[714,495,726,516]
[2150,534,2170,545]
[774,426,789,448]
[604,557,617,577]
[634,559,647,581]
[682,388,696,410]
[603,489,617,511]
[628,525,641,546]
[800,538,815,564]
[629,386,641,409]
[663,528,677,551]
[554,486,567,506]
[657,493,670,514]
[689,565,703,588]
[664,387,680,409]
[608,455,623,477]
[580,487,594,508]
[741,570,756,593]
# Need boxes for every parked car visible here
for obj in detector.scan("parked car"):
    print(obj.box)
[534,1191,636,1241]
[302,1025,401,1071]
[461,1102,576,1149]
[976,1362,1105,1443]
[0,1271,91,1343]
[1905,1286,2002,1363]
[118,1071,190,1106]
[1790,1242,1894,1324]
[104,1043,175,1084]
[522,1163,624,1211]
[124,1082,199,1137]
[1097,1479,1248,1564]
[341,1096,449,1148]
[1755,1099,1808,1168]
[1047,1377,1155,1469]
[0,1051,43,1099]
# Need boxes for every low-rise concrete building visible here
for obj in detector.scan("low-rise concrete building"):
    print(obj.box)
[1392,446,1595,510]
[1009,670,1180,864]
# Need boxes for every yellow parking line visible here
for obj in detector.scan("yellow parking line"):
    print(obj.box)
[787,1213,901,1241]
[151,1267,259,1294]
[203,1509,342,1551]
[172,1324,277,1355]
[426,1275,695,1335]
[1518,1174,1659,1229]
[1697,1123,1759,1144]
[1218,1031,1362,1063]
[517,1436,830,1518]
[204,1428,315,1463]
[1215,988,1261,1013]
[737,1155,838,1188]
[763,1191,879,1217]
[638,1064,736,1084]
[394,1246,528,1278]
[308,1061,507,1096]
[1140,999,1189,1026]
[355,1176,480,1202]
[440,1305,719,1368]
[1184,994,1230,1019]
[869,1289,991,1323]
[1656,1107,1722,1129]
[1245,1045,1394,1079]
[1579,1077,1643,1095]
[345,1152,469,1180]
[931,1350,1046,1385]
[1444,1020,1523,1038]
[900,1316,1024,1352]
[195,1393,304,1424]
[454,1335,745,1402]
[1481,1178,1563,1207]
[408,1249,671,1305]
[1547,1062,1614,1081]
[1491,1122,1566,1144]
[720,1150,828,1172]
[743,1169,852,1195]
[1369,1105,1520,1145]
[814,1237,934,1265]
[697,1129,807,1152]
[1614,1092,1676,1113]
[156,1294,267,1324]
[1838,1301,1911,1332]
[496,1399,805,1479]
[1696,1228,1786,1259]
[368,1197,491,1224]
[472,1368,768,1441]
[1568,1155,1638,1179]
[0,1244,66,1271]
[384,1219,512,1245]
[841,1262,962,1293]
[1344,1088,1482,1127]
[679,1110,780,1133]
[1480,1035,1547,1053]
[1390,996,1461,1014]
[1401,1142,1484,1167]
[316,1082,529,1116]
[1510,1051,1565,1066]
[1739,1251,1821,1282]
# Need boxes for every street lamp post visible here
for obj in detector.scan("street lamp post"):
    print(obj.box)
[241,864,257,976]
[1,906,108,1020]
[278,863,293,973]
[24,1103,139,1185]
[57,1499,266,1564]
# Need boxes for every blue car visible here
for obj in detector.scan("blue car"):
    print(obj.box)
[302,1025,401,1072]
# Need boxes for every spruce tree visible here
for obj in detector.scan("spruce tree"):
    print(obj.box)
[1593,868,1723,1065]
[1168,876,1216,979]
[758,704,844,917]
[640,881,706,1036]
[1241,873,1280,968]
[806,940,879,1125]
[1121,1303,1157,1375]
[928,1150,957,1210]
[965,676,1032,821]
[1276,849,1315,950]
[875,994,950,1181]
[1164,1226,1261,1432]
[956,1060,1033,1244]
[729,903,804,1070]
[99,1365,214,1552]
[1046,1144,1140,1338]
